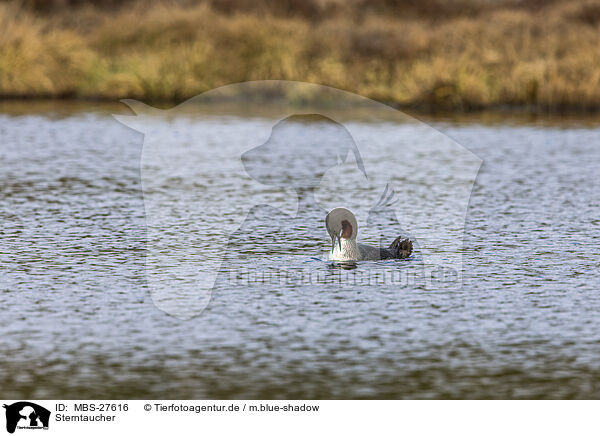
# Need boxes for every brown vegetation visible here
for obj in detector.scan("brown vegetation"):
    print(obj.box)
[1,0,600,111]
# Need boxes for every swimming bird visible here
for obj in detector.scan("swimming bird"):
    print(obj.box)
[326,207,413,261]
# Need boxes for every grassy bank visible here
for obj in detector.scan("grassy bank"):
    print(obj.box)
[2,0,600,111]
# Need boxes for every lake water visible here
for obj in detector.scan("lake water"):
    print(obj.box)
[1,100,599,399]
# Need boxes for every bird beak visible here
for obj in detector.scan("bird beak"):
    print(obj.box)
[330,231,342,253]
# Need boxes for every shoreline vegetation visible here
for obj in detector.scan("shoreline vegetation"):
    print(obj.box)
[2,0,600,112]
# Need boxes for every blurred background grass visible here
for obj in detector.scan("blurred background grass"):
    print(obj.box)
[1,0,600,111]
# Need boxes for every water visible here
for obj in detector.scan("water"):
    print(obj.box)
[1,101,599,399]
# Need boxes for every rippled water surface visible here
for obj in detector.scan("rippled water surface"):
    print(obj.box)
[1,102,599,399]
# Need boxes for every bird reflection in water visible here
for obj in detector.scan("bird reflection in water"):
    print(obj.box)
[329,261,358,270]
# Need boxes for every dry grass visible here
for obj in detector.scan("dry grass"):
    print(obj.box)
[2,0,600,110]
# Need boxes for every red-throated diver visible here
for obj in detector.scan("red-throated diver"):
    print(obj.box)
[325,207,413,261]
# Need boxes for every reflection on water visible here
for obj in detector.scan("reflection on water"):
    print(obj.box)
[330,261,358,270]
[0,102,599,399]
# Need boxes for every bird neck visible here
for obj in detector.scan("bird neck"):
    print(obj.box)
[331,237,360,261]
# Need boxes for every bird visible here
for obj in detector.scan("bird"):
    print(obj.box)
[325,207,413,262]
